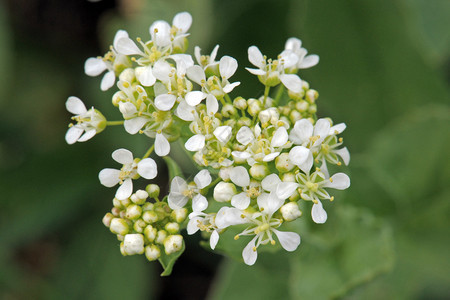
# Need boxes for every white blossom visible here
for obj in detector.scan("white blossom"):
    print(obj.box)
[284,37,319,69]
[167,169,211,209]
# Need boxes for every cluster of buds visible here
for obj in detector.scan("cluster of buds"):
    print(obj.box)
[65,12,350,269]
[102,184,188,261]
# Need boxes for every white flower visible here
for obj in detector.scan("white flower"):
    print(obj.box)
[246,45,302,93]
[194,45,219,70]
[215,192,301,265]
[98,148,158,200]
[167,169,211,209]
[284,37,319,69]
[316,123,350,167]
[85,30,131,91]
[65,96,106,144]
[229,166,269,210]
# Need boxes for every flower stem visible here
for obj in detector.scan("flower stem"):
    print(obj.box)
[273,85,285,106]
[142,144,155,159]
[106,120,124,126]
[263,85,270,107]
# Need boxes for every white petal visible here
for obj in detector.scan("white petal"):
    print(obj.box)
[231,193,250,210]
[214,126,232,143]
[219,55,238,79]
[112,148,134,164]
[285,37,301,51]
[176,100,195,121]
[323,173,350,190]
[77,129,96,142]
[236,126,254,146]
[194,169,212,189]
[66,96,87,115]
[84,58,107,76]
[311,201,327,224]
[116,178,133,200]
[65,126,84,144]
[185,91,206,106]
[335,147,350,165]
[222,81,241,93]
[271,127,288,148]
[230,166,250,187]
[298,152,314,174]
[152,60,172,82]
[187,217,201,235]
[291,119,313,144]
[272,229,300,251]
[279,50,299,68]
[169,54,194,75]
[279,74,302,93]
[136,66,156,87]
[246,67,266,76]
[299,54,319,69]
[155,133,170,156]
[262,152,280,162]
[289,146,310,166]
[329,123,347,135]
[248,46,265,69]
[119,101,137,117]
[210,230,219,250]
[101,71,115,91]
[137,158,157,179]
[210,45,219,62]
[276,182,299,200]
[192,194,208,212]
[98,168,120,187]
[186,65,206,85]
[170,176,187,194]
[242,236,258,266]
[206,94,219,115]
[261,174,281,192]
[185,134,205,152]
[124,117,148,134]
[113,30,129,50]
[215,207,247,229]
[155,94,177,111]
[257,192,284,216]
[115,37,143,55]
[173,12,192,33]
[168,193,188,210]
[150,21,171,47]
[314,119,331,141]
[231,151,251,159]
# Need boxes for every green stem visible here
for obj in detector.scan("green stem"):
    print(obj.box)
[106,120,124,126]
[218,96,227,107]
[142,144,155,159]
[263,85,270,107]
[273,85,285,106]
[224,94,233,104]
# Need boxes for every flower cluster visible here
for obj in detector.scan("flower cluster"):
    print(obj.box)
[65,12,350,269]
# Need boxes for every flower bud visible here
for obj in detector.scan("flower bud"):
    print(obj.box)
[302,80,310,90]
[214,182,237,202]
[247,98,262,116]
[102,213,114,227]
[233,97,247,110]
[165,222,180,234]
[259,108,279,125]
[119,197,131,207]
[142,202,154,212]
[126,204,142,220]
[118,68,135,82]
[144,225,157,242]
[164,235,184,255]
[289,110,302,123]
[306,89,318,103]
[288,89,305,101]
[171,208,188,223]
[249,163,270,180]
[145,245,161,261]
[308,104,317,114]
[282,172,296,182]
[237,117,252,127]
[133,219,146,233]
[142,210,158,224]
[131,189,148,205]
[156,230,168,245]
[222,104,237,118]
[111,207,121,217]
[112,198,122,208]
[295,101,309,113]
[275,153,295,172]
[110,218,129,235]
[123,233,145,255]
[112,91,124,106]
[280,202,302,221]
[146,184,160,198]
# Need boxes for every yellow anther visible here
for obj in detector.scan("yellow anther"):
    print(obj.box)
[339,137,343,143]
[316,167,320,172]
[123,82,130,88]
[329,178,333,182]
[330,196,335,202]
[136,37,142,42]
[270,240,276,245]
[313,199,318,204]
[234,235,240,240]
[337,162,342,166]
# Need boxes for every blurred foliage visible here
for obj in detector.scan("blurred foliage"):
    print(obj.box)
[0,0,449,299]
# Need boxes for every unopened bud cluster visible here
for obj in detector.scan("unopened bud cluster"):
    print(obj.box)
[103,186,187,260]
[65,12,351,270]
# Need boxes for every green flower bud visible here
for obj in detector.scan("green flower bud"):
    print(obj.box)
[213,182,237,202]
[144,225,157,242]
[237,117,252,127]
[156,230,168,245]
[110,218,129,235]
[165,222,180,234]
[308,104,317,114]
[288,89,305,101]
[302,80,310,90]
[123,233,145,255]
[142,211,159,224]
[306,89,318,103]
[111,207,121,217]
[250,163,270,180]
[163,235,184,255]
[133,219,146,233]
[125,204,142,220]
[289,110,302,123]
[280,202,302,221]
[222,104,237,118]
[295,101,309,113]
[146,184,160,199]
[247,98,262,116]
[131,190,148,205]
[171,208,188,223]
[119,197,131,208]
[145,245,161,261]
[275,153,295,172]
[112,198,122,209]
[102,213,114,227]
[233,97,247,110]
[142,202,154,212]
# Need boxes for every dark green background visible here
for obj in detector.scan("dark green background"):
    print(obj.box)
[0,0,449,299]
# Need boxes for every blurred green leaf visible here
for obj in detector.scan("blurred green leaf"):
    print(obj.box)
[289,206,394,300]
[163,156,183,180]
[158,240,185,276]
[0,1,12,100]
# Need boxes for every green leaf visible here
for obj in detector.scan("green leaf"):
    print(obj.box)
[163,156,183,180]
[289,206,394,300]
[158,240,185,276]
